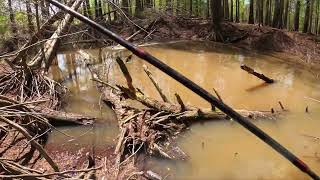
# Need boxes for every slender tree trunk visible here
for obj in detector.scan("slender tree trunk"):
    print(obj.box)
[248,0,254,23]
[315,0,319,34]
[190,0,192,15]
[272,0,281,27]
[265,0,270,25]
[207,0,210,18]
[195,0,199,16]
[85,0,92,18]
[294,0,301,31]
[122,0,129,14]
[26,0,35,36]
[211,0,224,42]
[256,0,259,23]
[260,0,264,25]
[98,0,103,17]
[35,1,40,31]
[135,0,143,17]
[236,0,239,22]
[283,0,289,28]
[113,0,117,20]
[94,0,102,18]
[308,0,314,33]
[107,2,112,21]
[82,1,88,17]
[303,0,311,33]
[145,0,151,8]
[224,0,229,20]
[230,0,234,21]
[8,0,18,35]
[278,0,284,28]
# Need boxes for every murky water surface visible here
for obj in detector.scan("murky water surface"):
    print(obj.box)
[48,41,320,179]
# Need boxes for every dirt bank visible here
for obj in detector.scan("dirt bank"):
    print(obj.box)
[1,14,319,72]
[55,14,320,73]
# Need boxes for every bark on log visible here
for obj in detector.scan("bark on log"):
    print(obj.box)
[143,64,169,103]
[241,65,274,83]
[28,0,83,70]
[12,0,76,65]
[32,107,96,125]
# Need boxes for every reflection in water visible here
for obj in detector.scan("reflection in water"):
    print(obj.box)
[49,41,320,179]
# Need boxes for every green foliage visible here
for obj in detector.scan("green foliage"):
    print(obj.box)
[0,15,8,36]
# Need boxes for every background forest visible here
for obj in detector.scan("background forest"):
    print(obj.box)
[0,0,319,41]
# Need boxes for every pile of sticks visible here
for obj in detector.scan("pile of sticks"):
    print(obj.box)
[82,51,280,175]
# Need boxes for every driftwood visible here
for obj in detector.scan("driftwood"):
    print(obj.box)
[11,0,76,65]
[28,0,83,70]
[33,107,96,125]
[143,64,169,103]
[83,53,280,166]
[241,65,274,83]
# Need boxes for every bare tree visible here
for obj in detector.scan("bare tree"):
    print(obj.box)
[230,0,234,21]
[248,0,254,24]
[236,0,240,22]
[8,0,17,35]
[283,0,289,28]
[26,0,35,36]
[303,0,311,33]
[211,0,224,42]
[294,0,301,31]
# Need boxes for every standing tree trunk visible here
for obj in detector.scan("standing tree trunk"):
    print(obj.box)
[34,1,41,31]
[224,0,229,20]
[26,0,35,36]
[83,1,88,17]
[303,0,311,33]
[211,0,224,42]
[190,0,193,15]
[308,0,314,33]
[256,0,259,23]
[236,0,240,22]
[8,0,18,35]
[259,0,264,25]
[85,0,92,18]
[207,0,210,18]
[273,0,281,27]
[283,0,289,28]
[230,0,234,21]
[94,0,99,18]
[135,0,143,18]
[315,0,319,34]
[122,0,129,14]
[265,0,270,25]
[294,0,301,31]
[248,0,254,24]
[278,0,284,28]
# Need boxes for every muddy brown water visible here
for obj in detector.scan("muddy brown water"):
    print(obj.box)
[47,41,320,179]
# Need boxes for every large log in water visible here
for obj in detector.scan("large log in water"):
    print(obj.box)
[28,0,83,70]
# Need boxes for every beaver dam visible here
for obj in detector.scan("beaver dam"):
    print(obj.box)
[24,41,315,179]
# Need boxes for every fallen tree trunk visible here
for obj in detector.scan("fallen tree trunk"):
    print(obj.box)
[11,0,76,65]
[32,107,96,126]
[82,52,280,163]
[28,0,83,70]
[241,65,274,83]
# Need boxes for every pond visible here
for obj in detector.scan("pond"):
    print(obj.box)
[48,41,320,179]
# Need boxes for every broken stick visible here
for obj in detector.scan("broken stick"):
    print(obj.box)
[241,65,274,83]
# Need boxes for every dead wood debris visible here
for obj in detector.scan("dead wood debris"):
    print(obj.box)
[83,51,281,177]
